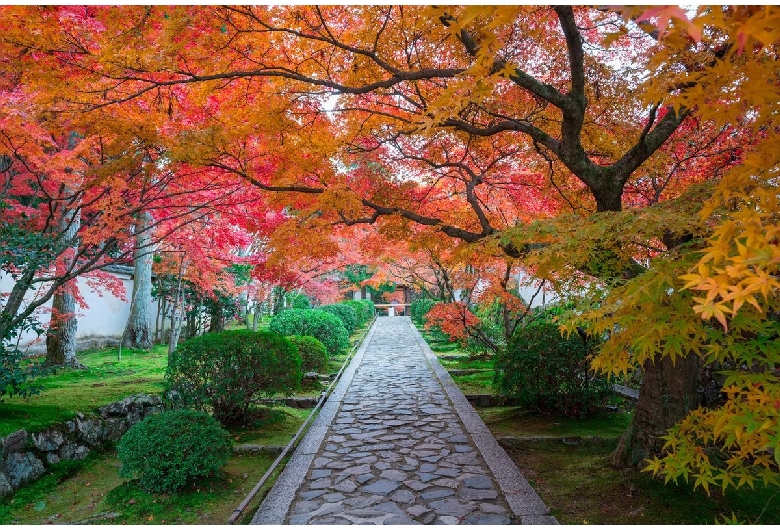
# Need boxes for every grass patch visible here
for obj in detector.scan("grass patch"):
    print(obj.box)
[229,406,311,445]
[504,439,780,524]
[0,451,276,525]
[479,406,632,439]
[1,346,168,436]
[450,370,495,394]
[480,406,779,524]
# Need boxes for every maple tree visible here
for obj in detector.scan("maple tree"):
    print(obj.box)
[1,4,777,490]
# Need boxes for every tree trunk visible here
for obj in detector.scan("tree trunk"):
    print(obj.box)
[45,198,84,369]
[611,352,700,468]
[123,210,153,349]
[272,286,285,315]
[209,301,224,333]
[45,285,85,369]
[167,258,187,360]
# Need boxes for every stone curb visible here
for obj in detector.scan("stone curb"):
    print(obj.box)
[408,319,560,525]
[250,321,380,524]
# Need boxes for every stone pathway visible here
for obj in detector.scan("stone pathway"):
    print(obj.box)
[252,317,556,525]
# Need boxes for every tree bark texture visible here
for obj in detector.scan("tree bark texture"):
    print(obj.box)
[45,287,84,369]
[45,201,84,369]
[123,210,153,349]
[612,352,700,468]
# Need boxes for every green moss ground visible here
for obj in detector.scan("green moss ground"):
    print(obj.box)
[2,346,168,436]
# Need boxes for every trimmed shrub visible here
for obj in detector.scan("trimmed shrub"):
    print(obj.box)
[319,303,359,334]
[269,309,349,357]
[288,335,330,373]
[342,300,368,328]
[494,316,611,418]
[411,298,437,325]
[355,299,375,323]
[165,330,302,425]
[117,410,232,493]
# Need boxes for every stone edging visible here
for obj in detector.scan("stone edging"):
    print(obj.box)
[407,319,560,525]
[0,393,163,498]
[250,321,379,524]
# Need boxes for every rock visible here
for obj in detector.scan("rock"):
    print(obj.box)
[59,442,90,461]
[459,487,498,501]
[3,452,45,488]
[428,498,477,517]
[46,453,61,465]
[0,473,12,497]
[2,430,28,454]
[33,429,65,452]
[99,398,130,417]
[76,417,104,446]
[420,488,455,500]
[464,475,493,489]
[102,418,129,442]
[407,505,429,517]
[360,478,399,495]
[391,489,416,504]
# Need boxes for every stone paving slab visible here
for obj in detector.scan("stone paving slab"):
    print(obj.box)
[251,316,557,525]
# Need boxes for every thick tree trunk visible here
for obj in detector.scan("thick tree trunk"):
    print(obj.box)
[45,286,85,369]
[611,352,700,468]
[123,211,153,349]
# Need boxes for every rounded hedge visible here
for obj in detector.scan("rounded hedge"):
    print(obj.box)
[164,330,302,425]
[342,300,368,328]
[269,308,349,357]
[319,304,359,334]
[117,410,232,493]
[494,319,610,418]
[288,335,330,373]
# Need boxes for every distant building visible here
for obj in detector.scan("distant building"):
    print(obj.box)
[0,265,169,355]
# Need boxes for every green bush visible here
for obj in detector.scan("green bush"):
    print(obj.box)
[117,410,232,493]
[288,335,330,373]
[411,298,437,325]
[355,299,375,323]
[165,330,302,425]
[494,312,611,418]
[342,300,368,328]
[286,292,311,310]
[319,304,358,334]
[269,309,349,357]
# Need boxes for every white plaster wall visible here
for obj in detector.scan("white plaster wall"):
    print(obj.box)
[0,270,166,354]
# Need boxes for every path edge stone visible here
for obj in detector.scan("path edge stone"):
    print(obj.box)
[250,321,379,525]
[407,318,560,525]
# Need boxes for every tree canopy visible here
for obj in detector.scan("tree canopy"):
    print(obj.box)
[1,5,778,492]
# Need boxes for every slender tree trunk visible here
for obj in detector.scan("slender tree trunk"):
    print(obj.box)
[167,257,187,360]
[45,203,84,369]
[123,210,153,349]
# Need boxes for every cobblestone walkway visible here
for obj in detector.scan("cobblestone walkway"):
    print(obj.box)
[252,317,556,525]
